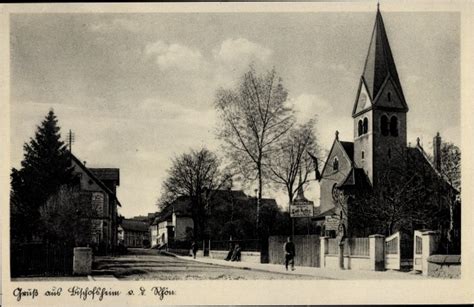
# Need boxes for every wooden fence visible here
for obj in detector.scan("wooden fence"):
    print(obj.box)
[268,235,320,267]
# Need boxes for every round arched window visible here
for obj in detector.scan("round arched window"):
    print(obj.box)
[390,116,399,137]
[381,115,389,136]
[331,183,339,201]
[358,120,363,136]
[363,117,369,134]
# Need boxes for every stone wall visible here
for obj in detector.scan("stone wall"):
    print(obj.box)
[427,255,461,278]
[324,255,372,270]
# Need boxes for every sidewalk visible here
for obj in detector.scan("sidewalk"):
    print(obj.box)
[173,254,426,280]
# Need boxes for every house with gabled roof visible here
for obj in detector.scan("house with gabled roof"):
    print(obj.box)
[69,153,121,254]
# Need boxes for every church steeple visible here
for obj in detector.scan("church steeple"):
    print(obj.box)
[352,5,408,117]
[351,5,409,186]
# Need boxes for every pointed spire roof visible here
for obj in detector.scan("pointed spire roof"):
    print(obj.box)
[361,6,407,106]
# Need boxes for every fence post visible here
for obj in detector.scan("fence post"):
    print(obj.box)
[320,237,328,268]
[421,231,440,276]
[369,234,385,271]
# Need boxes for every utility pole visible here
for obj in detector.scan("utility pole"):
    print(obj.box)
[255,188,259,233]
[67,129,75,153]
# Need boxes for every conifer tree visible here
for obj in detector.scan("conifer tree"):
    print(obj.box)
[10,109,75,241]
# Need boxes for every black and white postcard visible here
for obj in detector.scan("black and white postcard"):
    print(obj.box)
[1,1,473,305]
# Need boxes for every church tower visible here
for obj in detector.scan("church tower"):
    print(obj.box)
[351,6,409,186]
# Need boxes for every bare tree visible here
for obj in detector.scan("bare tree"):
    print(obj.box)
[40,185,94,246]
[160,148,232,240]
[437,141,461,252]
[215,66,294,223]
[268,119,319,208]
[439,142,461,191]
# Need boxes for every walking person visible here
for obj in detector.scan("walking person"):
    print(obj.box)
[191,241,199,259]
[284,236,296,271]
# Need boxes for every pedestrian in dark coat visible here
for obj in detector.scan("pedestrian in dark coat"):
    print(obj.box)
[284,236,296,271]
[191,241,199,259]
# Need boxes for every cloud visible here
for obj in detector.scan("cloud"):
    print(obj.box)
[89,18,140,33]
[145,41,205,72]
[289,94,333,123]
[213,38,273,66]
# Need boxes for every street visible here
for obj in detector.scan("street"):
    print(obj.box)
[93,248,327,280]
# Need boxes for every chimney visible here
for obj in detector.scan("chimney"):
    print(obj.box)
[433,132,442,172]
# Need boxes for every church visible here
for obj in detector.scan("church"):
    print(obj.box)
[313,6,460,249]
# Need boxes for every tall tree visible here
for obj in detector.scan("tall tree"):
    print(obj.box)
[160,148,231,240]
[268,119,319,208]
[215,66,294,227]
[10,109,75,242]
[438,141,461,253]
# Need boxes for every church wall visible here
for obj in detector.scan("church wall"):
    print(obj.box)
[372,110,407,186]
[320,143,352,214]
[353,111,374,182]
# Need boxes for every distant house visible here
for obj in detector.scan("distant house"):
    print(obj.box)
[150,196,194,248]
[118,219,150,248]
[150,190,281,247]
[70,154,121,255]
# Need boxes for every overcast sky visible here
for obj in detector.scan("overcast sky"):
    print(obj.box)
[10,10,460,217]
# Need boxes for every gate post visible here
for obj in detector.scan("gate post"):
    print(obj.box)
[369,234,385,271]
[320,237,328,268]
[421,231,440,276]
[73,247,92,275]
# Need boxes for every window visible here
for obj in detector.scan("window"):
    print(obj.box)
[388,91,392,102]
[381,115,389,136]
[361,151,365,159]
[388,148,392,159]
[363,117,369,134]
[333,157,339,172]
[390,116,399,137]
[332,183,339,201]
[358,120,363,136]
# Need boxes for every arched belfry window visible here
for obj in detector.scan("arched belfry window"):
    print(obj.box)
[390,116,399,137]
[381,115,389,136]
[333,157,339,172]
[363,118,369,134]
[358,120,363,136]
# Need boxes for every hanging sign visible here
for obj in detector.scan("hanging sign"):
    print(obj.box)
[325,216,340,231]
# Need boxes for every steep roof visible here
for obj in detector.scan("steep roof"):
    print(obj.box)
[407,145,459,193]
[70,153,122,207]
[320,135,354,177]
[351,6,409,119]
[337,167,371,189]
[340,141,354,163]
[121,219,149,232]
[89,168,120,186]
[362,7,406,103]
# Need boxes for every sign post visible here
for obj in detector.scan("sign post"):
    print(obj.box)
[290,199,314,238]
